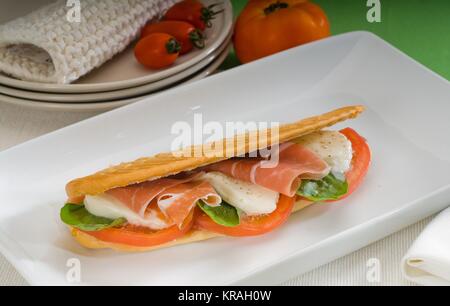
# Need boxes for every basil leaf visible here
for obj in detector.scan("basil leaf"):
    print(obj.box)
[297,173,348,202]
[197,201,240,227]
[60,203,126,231]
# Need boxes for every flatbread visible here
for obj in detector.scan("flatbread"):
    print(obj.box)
[66,106,364,200]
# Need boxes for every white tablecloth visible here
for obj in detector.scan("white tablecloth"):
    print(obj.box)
[0,102,428,286]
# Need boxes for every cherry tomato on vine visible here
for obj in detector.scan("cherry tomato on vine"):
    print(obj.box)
[134,33,181,69]
[141,21,205,54]
[164,0,223,31]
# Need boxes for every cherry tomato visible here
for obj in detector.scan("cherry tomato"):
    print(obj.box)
[164,0,223,31]
[195,194,295,237]
[134,33,180,69]
[141,21,205,54]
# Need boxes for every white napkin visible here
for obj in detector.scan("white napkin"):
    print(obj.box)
[0,0,176,84]
[401,207,450,286]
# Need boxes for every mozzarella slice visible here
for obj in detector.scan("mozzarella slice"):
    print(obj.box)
[201,172,279,216]
[84,194,169,230]
[293,130,353,174]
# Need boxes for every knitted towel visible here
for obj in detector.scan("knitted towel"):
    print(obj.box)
[0,0,177,84]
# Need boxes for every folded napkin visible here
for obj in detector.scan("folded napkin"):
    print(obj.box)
[402,207,450,286]
[0,0,176,84]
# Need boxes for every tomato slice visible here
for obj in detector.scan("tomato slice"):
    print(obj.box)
[80,211,194,248]
[338,128,371,199]
[195,194,295,237]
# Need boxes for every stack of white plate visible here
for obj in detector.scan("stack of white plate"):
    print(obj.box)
[0,0,233,112]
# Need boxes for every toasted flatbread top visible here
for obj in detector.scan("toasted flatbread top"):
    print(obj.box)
[66,105,364,200]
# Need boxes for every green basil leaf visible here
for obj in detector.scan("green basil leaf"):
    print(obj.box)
[297,172,348,202]
[60,203,126,231]
[197,200,240,227]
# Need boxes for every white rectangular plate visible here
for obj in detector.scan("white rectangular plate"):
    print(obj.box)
[1,32,449,285]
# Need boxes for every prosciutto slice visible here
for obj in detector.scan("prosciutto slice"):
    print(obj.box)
[107,173,221,228]
[204,142,330,197]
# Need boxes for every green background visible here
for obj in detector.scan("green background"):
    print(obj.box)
[225,0,450,80]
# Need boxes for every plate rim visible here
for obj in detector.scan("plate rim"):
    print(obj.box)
[0,35,232,103]
[0,43,231,112]
[1,31,450,285]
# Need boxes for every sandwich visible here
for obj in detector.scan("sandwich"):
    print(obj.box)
[60,106,371,252]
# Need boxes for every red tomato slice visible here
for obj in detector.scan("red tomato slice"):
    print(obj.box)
[195,194,295,237]
[338,127,371,199]
[80,211,193,247]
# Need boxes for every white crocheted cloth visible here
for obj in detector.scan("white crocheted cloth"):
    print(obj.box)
[0,0,177,84]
